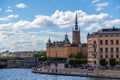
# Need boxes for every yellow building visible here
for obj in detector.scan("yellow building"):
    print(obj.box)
[46,13,87,58]
[87,27,120,68]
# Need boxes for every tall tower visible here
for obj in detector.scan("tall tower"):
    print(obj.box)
[72,13,81,45]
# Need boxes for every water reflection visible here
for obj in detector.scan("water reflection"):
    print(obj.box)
[0,68,118,80]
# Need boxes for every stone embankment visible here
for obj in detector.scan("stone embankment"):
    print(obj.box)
[32,67,120,79]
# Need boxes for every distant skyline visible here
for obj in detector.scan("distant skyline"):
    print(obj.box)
[0,0,120,51]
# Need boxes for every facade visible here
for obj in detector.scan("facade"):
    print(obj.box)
[87,27,120,68]
[46,13,87,58]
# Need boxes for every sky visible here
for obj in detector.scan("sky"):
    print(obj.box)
[0,0,120,52]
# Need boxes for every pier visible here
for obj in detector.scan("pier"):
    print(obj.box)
[32,67,120,79]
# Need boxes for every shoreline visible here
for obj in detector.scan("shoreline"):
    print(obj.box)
[32,68,120,79]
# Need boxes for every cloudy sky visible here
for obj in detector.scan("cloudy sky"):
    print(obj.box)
[0,0,120,52]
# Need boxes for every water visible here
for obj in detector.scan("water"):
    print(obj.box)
[0,68,117,80]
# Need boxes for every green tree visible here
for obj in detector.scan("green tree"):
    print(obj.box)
[109,58,116,67]
[69,59,87,67]
[68,52,87,67]
[99,58,107,67]
[69,54,75,58]
[33,51,48,66]
[75,52,87,59]
[33,51,47,58]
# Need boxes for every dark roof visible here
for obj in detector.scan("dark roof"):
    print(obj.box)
[88,27,120,38]
[71,44,79,47]
[82,43,87,47]
[98,27,120,34]
[48,40,70,47]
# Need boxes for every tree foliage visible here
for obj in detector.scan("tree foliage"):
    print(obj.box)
[75,52,87,59]
[109,58,116,67]
[69,52,87,67]
[33,51,48,61]
[69,59,87,66]
[33,51,46,57]
[99,58,107,66]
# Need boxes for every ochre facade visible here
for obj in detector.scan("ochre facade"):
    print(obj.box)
[46,46,81,58]
[87,27,120,68]
[46,13,87,58]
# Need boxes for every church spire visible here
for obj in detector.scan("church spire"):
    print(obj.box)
[75,12,78,30]
[65,33,68,41]
[48,37,51,43]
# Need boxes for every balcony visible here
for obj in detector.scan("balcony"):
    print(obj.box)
[105,51,119,54]
[105,52,108,54]
[110,51,114,54]
[92,52,97,54]
[99,51,103,54]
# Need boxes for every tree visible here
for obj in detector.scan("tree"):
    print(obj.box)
[75,52,87,59]
[99,58,107,67]
[33,53,41,58]
[109,58,116,68]
[69,59,87,67]
[68,52,88,68]
[33,51,48,66]
[68,54,75,58]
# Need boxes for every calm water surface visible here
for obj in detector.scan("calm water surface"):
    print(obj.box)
[0,68,118,80]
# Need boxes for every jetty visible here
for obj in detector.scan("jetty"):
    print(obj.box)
[32,67,120,79]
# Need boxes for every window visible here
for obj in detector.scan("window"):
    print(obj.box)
[105,40,108,45]
[100,40,103,45]
[111,55,113,58]
[106,55,108,58]
[94,41,96,45]
[111,48,114,54]
[100,55,103,58]
[105,48,108,54]
[100,35,102,37]
[106,62,108,65]
[111,40,113,45]
[94,48,96,52]
[116,47,119,54]
[94,61,96,64]
[116,40,119,45]
[94,55,96,58]
[105,35,108,37]
[111,48,113,52]
[116,34,119,37]
[116,62,119,65]
[116,55,119,58]
[111,35,113,37]
[100,48,103,53]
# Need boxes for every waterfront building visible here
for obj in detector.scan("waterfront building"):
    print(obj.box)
[46,13,87,58]
[0,51,36,58]
[87,27,120,68]
[12,51,36,58]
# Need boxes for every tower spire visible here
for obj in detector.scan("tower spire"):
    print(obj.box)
[48,37,51,43]
[65,33,68,41]
[75,12,78,30]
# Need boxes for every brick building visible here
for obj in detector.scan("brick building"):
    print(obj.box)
[46,13,87,58]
